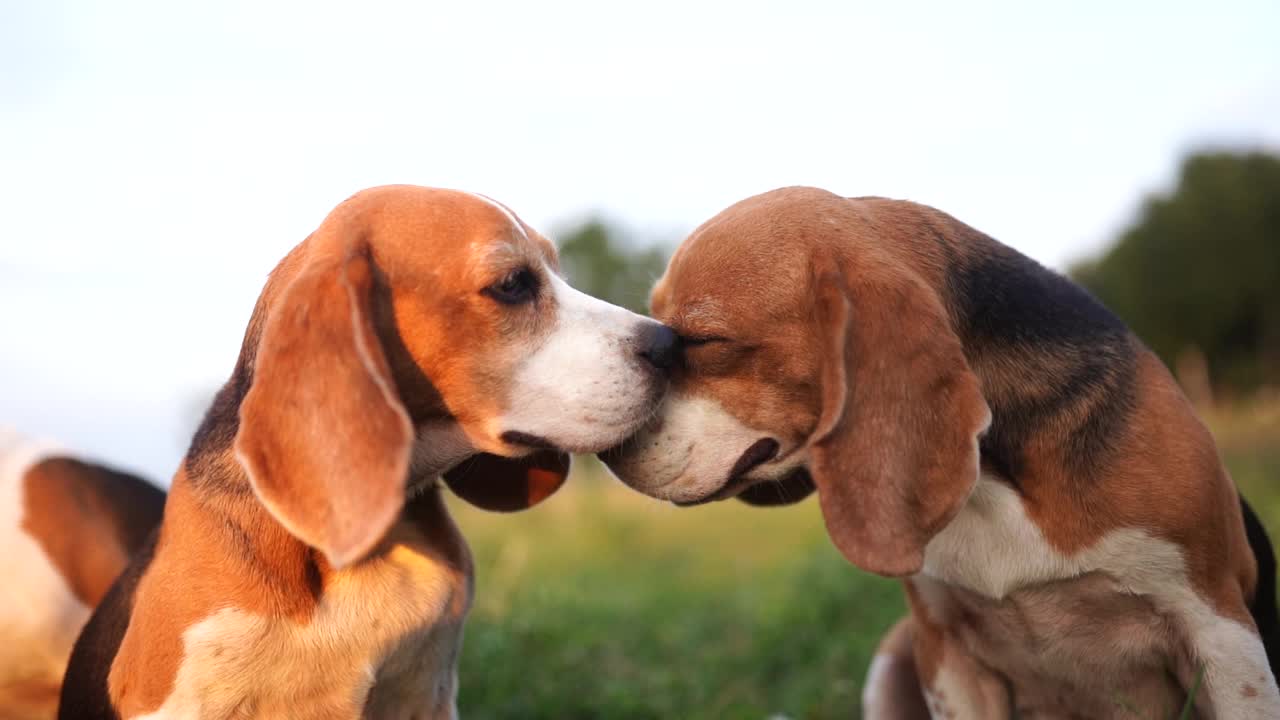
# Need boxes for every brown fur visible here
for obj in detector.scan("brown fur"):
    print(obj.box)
[236,247,418,568]
[806,248,990,576]
[21,457,163,607]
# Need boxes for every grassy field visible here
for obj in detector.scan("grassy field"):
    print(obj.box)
[449,397,1280,719]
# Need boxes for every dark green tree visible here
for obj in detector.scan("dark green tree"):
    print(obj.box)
[1071,150,1280,393]
[556,218,669,315]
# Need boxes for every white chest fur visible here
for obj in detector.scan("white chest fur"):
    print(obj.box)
[920,475,1189,600]
[918,475,1280,718]
[134,543,470,720]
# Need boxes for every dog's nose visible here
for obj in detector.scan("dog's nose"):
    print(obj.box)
[636,323,680,372]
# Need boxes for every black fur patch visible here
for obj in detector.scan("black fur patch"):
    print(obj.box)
[86,461,166,552]
[1241,496,1280,677]
[943,238,1138,487]
[183,295,268,497]
[59,531,157,720]
[947,241,1128,347]
[183,368,254,497]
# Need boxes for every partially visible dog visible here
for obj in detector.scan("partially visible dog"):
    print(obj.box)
[60,186,677,719]
[604,186,1280,718]
[0,429,163,720]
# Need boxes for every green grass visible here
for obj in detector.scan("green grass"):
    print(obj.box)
[450,400,1280,719]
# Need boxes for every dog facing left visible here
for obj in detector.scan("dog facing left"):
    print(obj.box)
[1,429,164,720]
[59,185,678,719]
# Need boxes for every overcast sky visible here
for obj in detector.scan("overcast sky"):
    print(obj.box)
[3,0,1278,482]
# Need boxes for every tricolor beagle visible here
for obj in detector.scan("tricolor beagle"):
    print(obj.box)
[1,428,163,720]
[59,186,677,719]
[603,186,1280,718]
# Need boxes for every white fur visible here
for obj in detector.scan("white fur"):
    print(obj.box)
[130,543,466,720]
[497,273,665,454]
[605,393,807,503]
[860,653,893,718]
[923,666,993,720]
[467,192,527,237]
[921,474,1280,718]
[0,428,91,701]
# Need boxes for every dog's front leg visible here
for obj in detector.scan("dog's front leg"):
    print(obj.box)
[913,634,1011,720]
[1177,610,1280,719]
[905,581,1012,720]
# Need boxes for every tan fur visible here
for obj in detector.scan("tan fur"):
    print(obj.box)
[236,248,418,569]
[112,482,470,719]
[0,676,63,720]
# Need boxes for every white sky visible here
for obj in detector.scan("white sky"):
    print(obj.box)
[2,0,1278,481]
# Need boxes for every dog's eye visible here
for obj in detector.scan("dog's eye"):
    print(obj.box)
[483,268,539,305]
[681,334,730,347]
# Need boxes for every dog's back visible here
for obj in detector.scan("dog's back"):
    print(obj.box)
[0,428,163,720]
[1241,495,1280,675]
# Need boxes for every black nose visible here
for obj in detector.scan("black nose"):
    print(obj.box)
[636,323,680,372]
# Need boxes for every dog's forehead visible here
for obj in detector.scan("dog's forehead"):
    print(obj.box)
[447,191,558,273]
[655,213,820,319]
[338,186,556,273]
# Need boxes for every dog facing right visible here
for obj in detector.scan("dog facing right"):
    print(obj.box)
[60,186,677,719]
[603,186,1280,718]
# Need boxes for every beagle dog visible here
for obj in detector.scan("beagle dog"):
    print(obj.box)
[603,186,1280,718]
[59,186,677,719]
[1,428,163,720]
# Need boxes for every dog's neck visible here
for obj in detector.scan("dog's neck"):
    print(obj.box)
[407,420,480,496]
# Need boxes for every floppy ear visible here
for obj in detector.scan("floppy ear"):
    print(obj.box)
[235,249,414,569]
[443,450,570,512]
[736,469,816,506]
[808,257,990,577]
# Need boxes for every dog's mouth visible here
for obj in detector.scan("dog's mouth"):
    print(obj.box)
[501,430,559,451]
[673,438,780,507]
[735,468,815,506]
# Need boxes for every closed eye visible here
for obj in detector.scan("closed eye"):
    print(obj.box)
[680,334,731,347]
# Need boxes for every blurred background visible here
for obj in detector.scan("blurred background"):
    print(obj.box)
[2,1,1277,717]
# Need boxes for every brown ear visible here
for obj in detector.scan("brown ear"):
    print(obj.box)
[443,450,570,512]
[234,249,414,569]
[808,258,990,577]
[736,469,817,506]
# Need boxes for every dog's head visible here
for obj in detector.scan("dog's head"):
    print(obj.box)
[602,187,990,576]
[232,186,676,567]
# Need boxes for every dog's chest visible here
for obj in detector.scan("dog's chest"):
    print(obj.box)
[138,540,471,720]
[915,572,1187,718]
[920,476,1189,600]
[913,477,1219,717]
